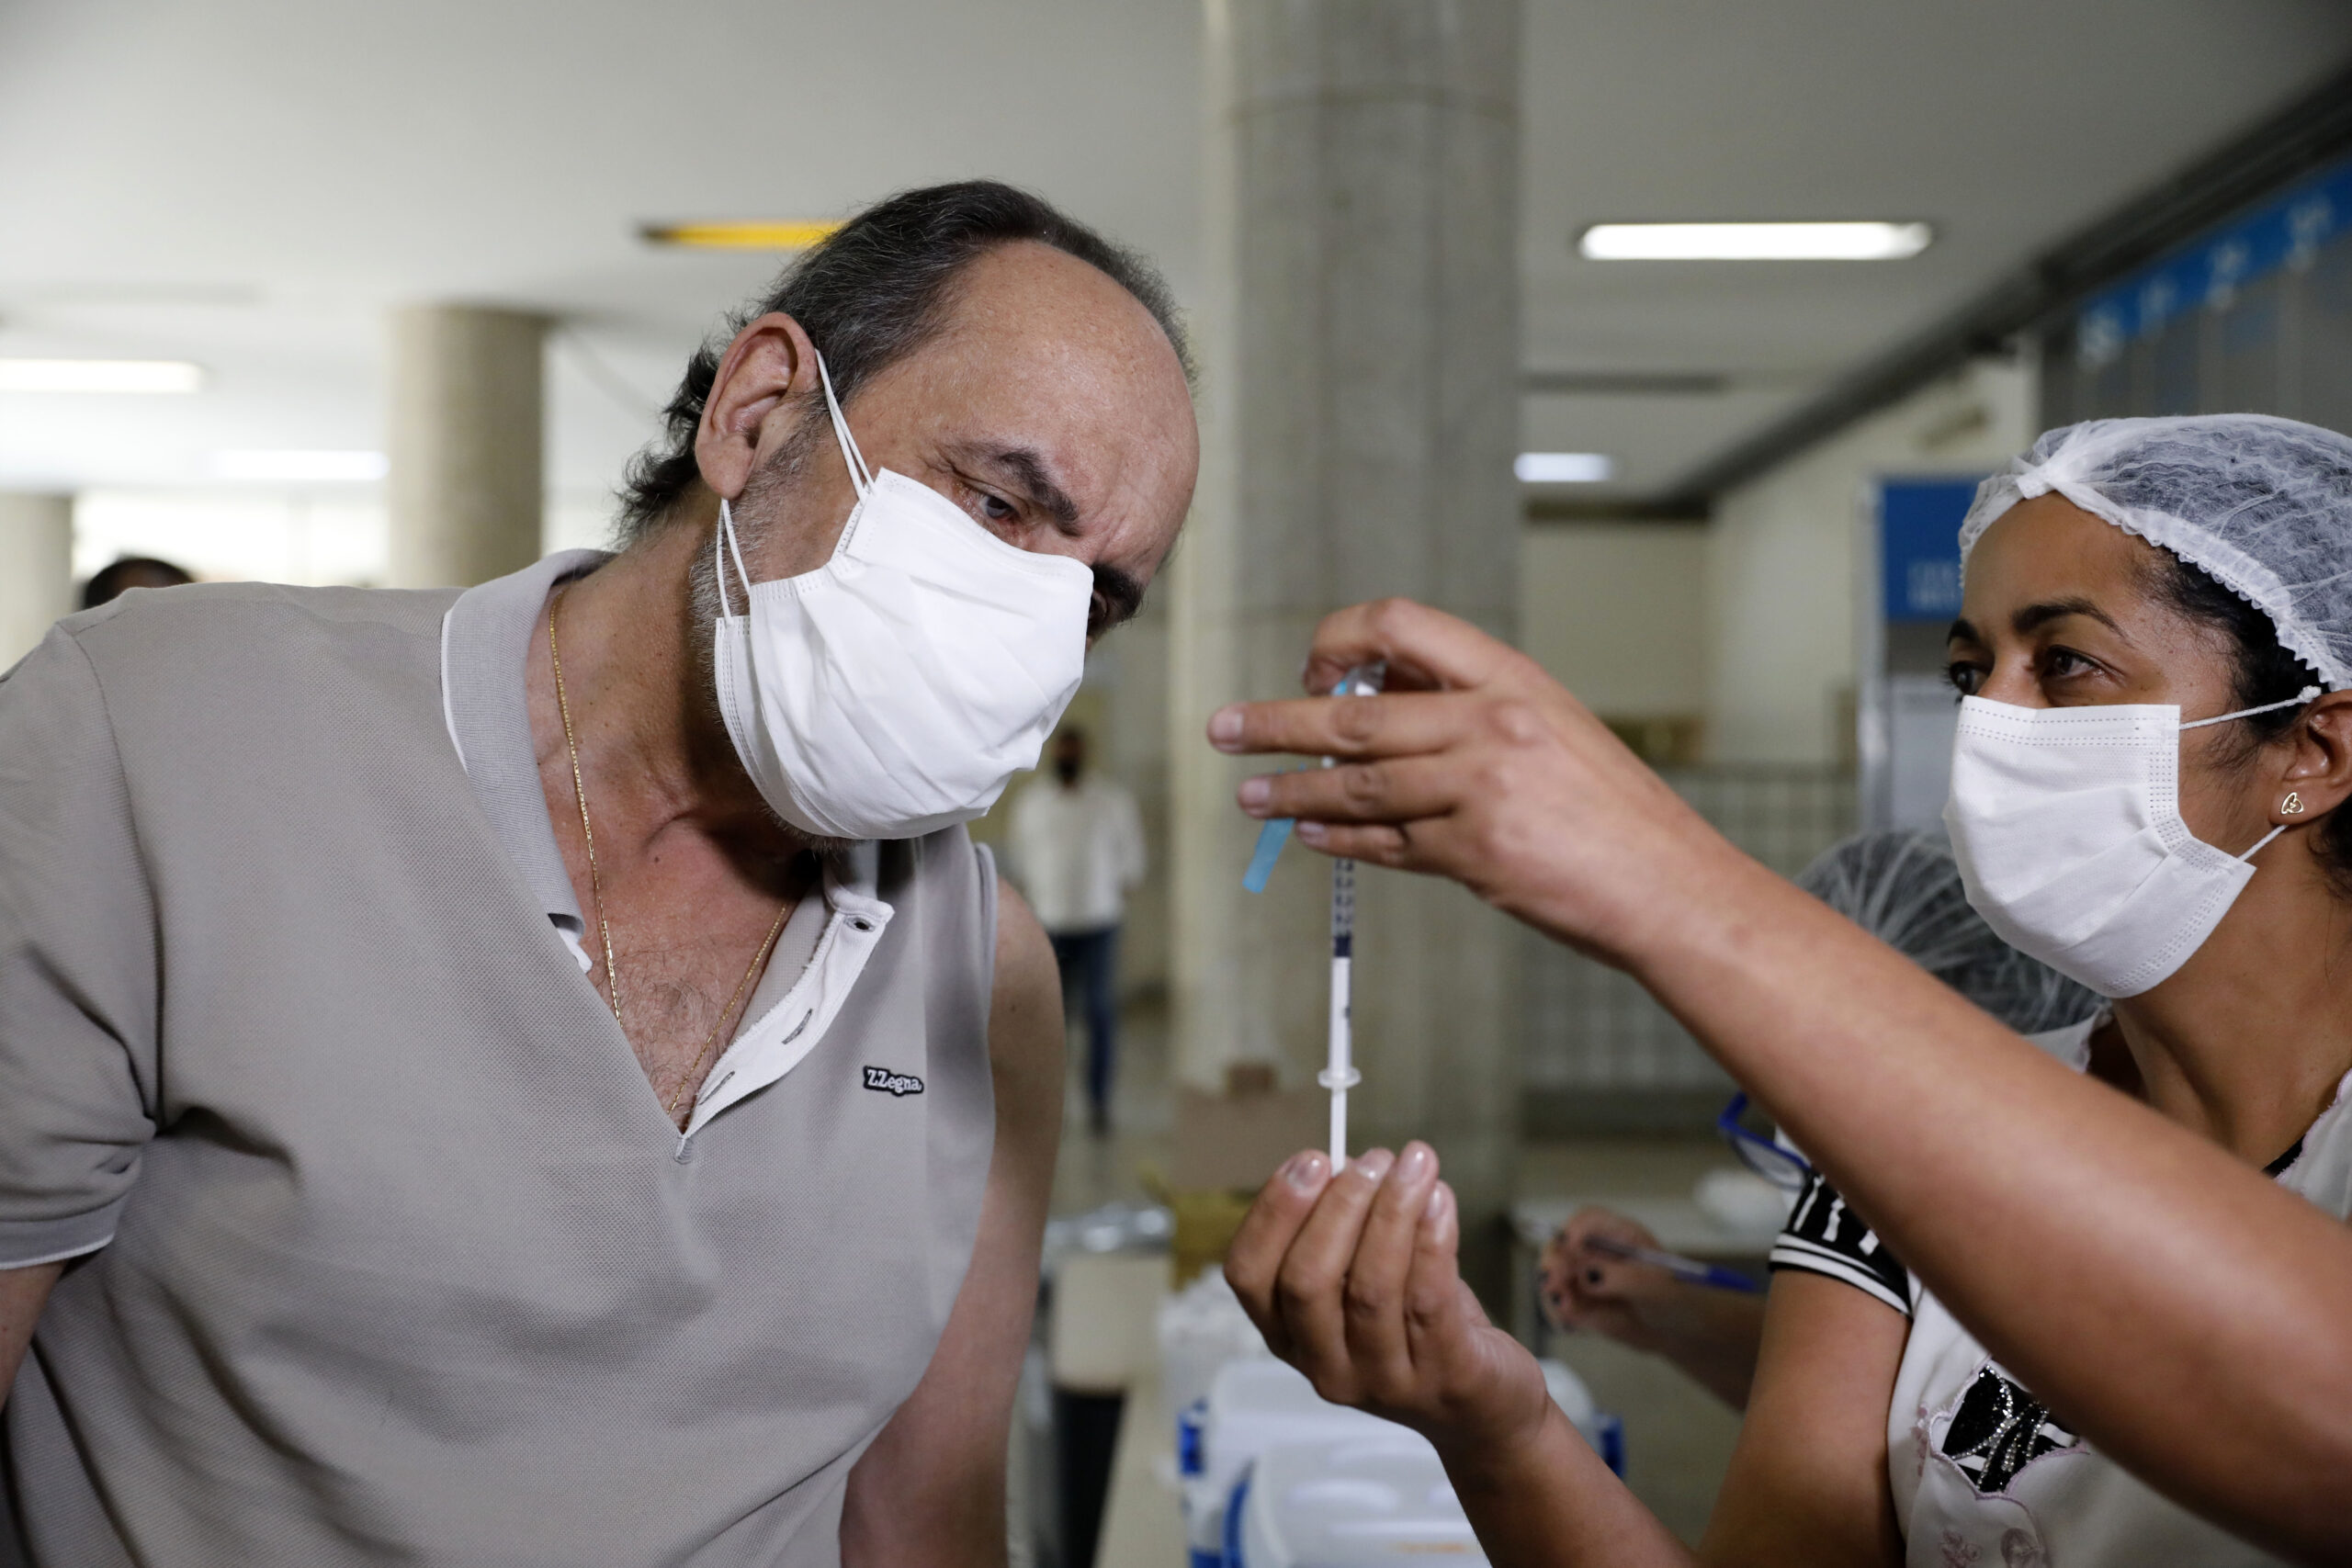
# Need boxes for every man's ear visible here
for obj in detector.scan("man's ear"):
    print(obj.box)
[693,312,820,502]
[2275,691,2352,826]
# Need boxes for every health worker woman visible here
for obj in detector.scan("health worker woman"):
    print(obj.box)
[1211,415,2352,1566]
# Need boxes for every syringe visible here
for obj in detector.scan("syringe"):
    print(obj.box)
[1317,662,1385,1169]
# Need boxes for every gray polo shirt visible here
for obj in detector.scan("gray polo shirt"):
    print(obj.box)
[0,558,998,1566]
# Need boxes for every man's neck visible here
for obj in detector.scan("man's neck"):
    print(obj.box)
[2115,836,2352,1165]
[526,508,804,874]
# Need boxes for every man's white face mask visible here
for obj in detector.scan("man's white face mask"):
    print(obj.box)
[711,354,1093,841]
[1943,685,2315,998]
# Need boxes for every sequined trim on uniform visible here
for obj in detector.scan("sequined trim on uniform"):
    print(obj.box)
[1940,1364,2081,1495]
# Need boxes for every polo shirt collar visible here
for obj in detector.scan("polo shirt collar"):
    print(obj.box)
[439,548,607,938]
[437,552,906,1143]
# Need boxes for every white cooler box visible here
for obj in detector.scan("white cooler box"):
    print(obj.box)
[1181,1357,1623,1568]
[1232,1438,1478,1567]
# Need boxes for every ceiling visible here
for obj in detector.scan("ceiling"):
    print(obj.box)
[3,0,2349,522]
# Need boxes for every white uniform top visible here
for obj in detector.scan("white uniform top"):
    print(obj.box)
[1007,774,1146,933]
[1772,1015,2352,1568]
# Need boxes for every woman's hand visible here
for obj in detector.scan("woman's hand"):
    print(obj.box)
[1224,1142,1553,1461]
[1204,598,1749,967]
[1539,1207,1683,1350]
[1541,1207,1767,1412]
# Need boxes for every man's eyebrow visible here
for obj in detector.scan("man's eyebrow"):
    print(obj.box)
[977,445,1080,529]
[2013,597,2121,637]
[1947,616,1981,647]
[956,441,1140,626]
[1093,565,1145,631]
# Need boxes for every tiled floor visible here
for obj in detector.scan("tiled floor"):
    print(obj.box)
[1046,997,1748,1548]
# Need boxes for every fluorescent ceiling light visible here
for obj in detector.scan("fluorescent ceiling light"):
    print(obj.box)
[1578,221,1932,261]
[212,449,389,482]
[639,220,842,251]
[0,358,203,392]
[1515,452,1615,484]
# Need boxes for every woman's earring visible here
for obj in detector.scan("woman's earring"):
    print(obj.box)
[2282,792,2306,816]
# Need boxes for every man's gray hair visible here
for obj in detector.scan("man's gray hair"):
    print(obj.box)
[615,179,1192,544]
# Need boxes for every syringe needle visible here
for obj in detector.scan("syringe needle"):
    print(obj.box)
[1315,662,1384,1170]
[1237,660,1385,1171]
[1320,854,1359,1168]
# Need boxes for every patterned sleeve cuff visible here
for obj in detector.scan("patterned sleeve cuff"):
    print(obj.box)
[1769,1235,1912,1315]
[1768,1168,1913,1315]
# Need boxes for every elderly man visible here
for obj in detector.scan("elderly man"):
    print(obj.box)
[0,182,1197,1566]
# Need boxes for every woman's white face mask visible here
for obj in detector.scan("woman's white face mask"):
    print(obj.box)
[709,354,1094,841]
[1943,686,2314,998]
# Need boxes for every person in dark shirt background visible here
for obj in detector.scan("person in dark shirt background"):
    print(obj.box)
[81,557,193,610]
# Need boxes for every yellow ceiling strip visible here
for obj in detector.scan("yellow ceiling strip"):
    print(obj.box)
[639,220,842,251]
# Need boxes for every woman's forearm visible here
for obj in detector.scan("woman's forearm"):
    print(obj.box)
[1651,1292,1766,1412]
[1623,836,2352,1562]
[1439,1404,1691,1568]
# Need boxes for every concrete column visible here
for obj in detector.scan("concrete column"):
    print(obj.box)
[1174,0,1523,1294]
[388,305,548,589]
[0,492,75,669]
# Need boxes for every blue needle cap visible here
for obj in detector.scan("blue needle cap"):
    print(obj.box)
[1242,815,1293,894]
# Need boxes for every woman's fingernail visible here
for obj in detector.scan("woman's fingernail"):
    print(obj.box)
[1238,776,1271,811]
[1209,706,1244,749]
[1296,821,1328,844]
[1283,1151,1329,1191]
[1424,1183,1447,1221]
[1397,1143,1434,1181]
[1356,1147,1396,1180]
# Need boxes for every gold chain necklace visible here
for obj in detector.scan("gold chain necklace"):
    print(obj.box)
[548,585,789,1123]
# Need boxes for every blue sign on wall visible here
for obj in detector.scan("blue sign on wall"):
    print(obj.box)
[1879,478,1981,624]
[2075,154,2352,368]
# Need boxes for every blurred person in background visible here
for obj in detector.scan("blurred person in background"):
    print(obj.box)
[0,182,1197,1568]
[79,556,191,609]
[1539,829,2097,1411]
[1009,726,1146,1134]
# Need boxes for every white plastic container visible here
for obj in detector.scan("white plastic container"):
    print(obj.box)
[1159,1269,1272,1423]
[1182,1473,1231,1568]
[1194,1356,1620,1568]
[1233,1437,1485,1567]
[1186,1359,1402,1563]
[1691,1167,1795,1240]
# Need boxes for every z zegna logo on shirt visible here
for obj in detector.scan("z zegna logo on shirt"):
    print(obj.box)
[863,1066,925,1097]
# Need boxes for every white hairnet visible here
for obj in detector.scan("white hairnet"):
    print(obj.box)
[1957,414,2352,690]
[1799,829,2098,1034]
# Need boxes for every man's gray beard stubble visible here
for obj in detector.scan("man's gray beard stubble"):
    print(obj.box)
[683,410,860,861]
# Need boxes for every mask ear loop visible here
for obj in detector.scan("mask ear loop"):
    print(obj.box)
[712,350,868,616]
[2180,685,2322,729]
[2241,822,2290,862]
[716,499,755,620]
[2177,685,2326,863]
[814,352,873,499]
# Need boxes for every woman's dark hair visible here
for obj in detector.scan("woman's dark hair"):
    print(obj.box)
[2152,551,2352,894]
[615,180,1190,543]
